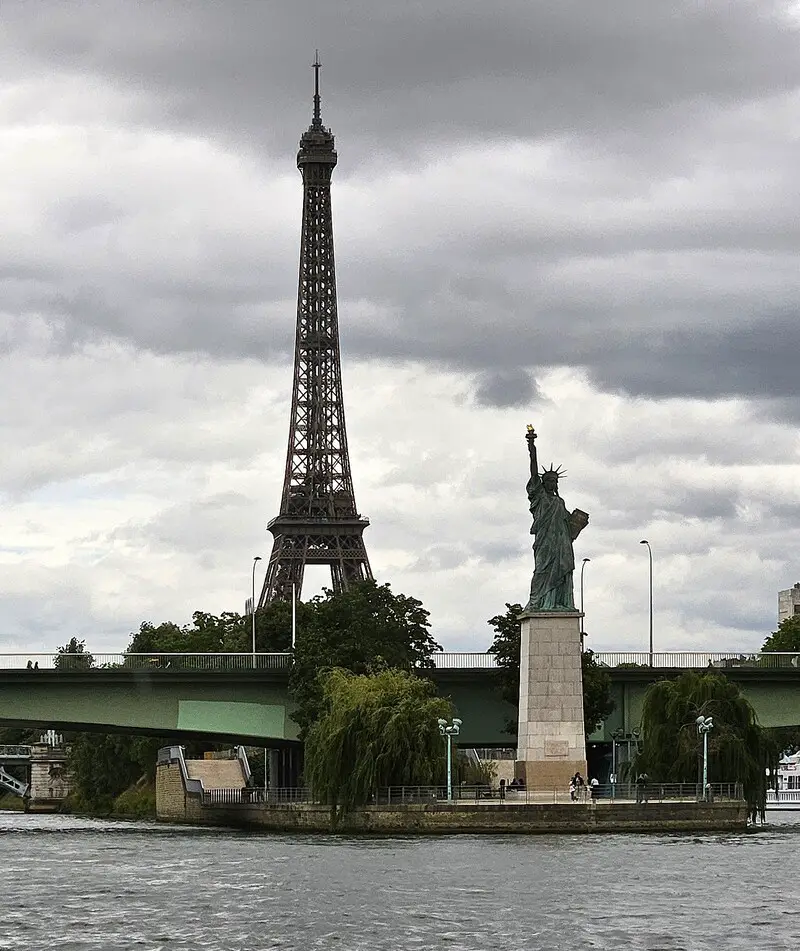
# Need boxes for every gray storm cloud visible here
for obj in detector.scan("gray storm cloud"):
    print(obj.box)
[2,0,799,653]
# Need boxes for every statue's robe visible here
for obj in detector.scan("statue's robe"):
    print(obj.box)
[525,476,575,612]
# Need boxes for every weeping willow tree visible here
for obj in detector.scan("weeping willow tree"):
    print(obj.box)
[635,671,778,820]
[304,668,453,818]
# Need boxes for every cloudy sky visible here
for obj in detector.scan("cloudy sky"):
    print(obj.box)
[3,0,800,658]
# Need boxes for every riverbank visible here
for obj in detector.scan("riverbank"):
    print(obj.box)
[163,799,747,833]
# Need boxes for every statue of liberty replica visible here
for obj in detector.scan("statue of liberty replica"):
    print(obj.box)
[524,425,589,612]
[517,425,589,789]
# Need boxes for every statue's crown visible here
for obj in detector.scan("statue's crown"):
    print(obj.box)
[542,464,566,479]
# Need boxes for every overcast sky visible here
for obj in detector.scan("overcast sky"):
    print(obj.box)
[3,0,800,657]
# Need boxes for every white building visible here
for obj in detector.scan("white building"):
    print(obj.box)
[778,584,800,624]
[778,751,800,791]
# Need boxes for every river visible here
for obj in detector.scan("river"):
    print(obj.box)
[1,811,798,950]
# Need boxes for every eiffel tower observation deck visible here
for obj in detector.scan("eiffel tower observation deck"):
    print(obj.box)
[259,56,373,605]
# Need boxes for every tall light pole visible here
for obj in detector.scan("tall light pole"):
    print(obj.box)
[438,717,462,802]
[580,557,590,647]
[696,715,713,800]
[251,556,262,666]
[639,540,653,666]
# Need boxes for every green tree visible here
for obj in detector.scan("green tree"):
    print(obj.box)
[127,606,294,657]
[68,733,158,811]
[225,601,300,654]
[54,637,94,671]
[768,726,800,755]
[487,603,524,708]
[486,602,615,735]
[762,615,800,653]
[304,667,452,816]
[290,581,441,735]
[68,732,214,812]
[635,670,778,820]
[127,613,242,654]
[582,652,615,734]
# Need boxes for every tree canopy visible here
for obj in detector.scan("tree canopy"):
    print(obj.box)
[289,581,441,735]
[126,607,293,655]
[762,615,800,653]
[486,602,614,735]
[55,637,94,671]
[635,670,778,820]
[304,667,452,816]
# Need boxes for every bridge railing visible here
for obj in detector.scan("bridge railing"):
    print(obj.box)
[0,652,294,671]
[377,782,744,804]
[198,781,743,807]
[592,651,800,669]
[201,787,310,806]
[0,651,797,671]
[766,790,800,804]
[0,745,32,759]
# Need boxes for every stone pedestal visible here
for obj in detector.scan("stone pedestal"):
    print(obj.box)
[26,741,72,813]
[515,611,587,791]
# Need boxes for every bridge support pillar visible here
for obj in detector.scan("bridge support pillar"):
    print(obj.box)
[267,747,302,789]
[27,739,71,812]
[515,611,587,791]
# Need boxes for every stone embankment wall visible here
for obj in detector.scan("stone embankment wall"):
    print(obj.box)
[156,764,746,833]
[156,763,187,820]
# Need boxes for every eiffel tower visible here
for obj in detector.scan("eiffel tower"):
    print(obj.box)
[259,56,373,605]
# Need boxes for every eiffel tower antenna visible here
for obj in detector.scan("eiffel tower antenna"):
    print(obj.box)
[259,57,373,605]
[312,50,322,127]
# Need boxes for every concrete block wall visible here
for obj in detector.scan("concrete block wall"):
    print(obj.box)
[516,611,587,789]
[155,763,187,820]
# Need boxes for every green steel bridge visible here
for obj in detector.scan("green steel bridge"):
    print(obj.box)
[0,651,798,748]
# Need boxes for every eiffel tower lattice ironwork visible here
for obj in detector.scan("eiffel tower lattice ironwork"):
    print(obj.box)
[259,56,373,605]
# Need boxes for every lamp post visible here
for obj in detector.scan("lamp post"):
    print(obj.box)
[291,582,297,651]
[610,727,623,795]
[696,715,713,800]
[251,556,262,666]
[438,717,462,802]
[580,558,590,647]
[639,540,653,666]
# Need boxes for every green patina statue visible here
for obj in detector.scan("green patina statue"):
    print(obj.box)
[524,426,589,612]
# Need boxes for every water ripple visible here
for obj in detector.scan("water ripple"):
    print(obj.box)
[0,812,798,949]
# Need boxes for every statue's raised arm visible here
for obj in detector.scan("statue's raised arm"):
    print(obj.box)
[526,425,540,486]
[523,426,589,613]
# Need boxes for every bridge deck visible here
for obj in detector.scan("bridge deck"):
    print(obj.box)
[0,652,797,744]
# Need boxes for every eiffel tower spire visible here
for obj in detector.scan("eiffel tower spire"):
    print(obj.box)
[259,57,373,605]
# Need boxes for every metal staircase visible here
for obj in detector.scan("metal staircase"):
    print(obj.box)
[0,765,29,797]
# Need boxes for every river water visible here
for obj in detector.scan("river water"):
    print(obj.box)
[1,811,798,951]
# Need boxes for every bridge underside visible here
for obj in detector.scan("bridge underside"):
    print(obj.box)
[0,671,301,747]
[0,668,518,748]
[593,668,800,740]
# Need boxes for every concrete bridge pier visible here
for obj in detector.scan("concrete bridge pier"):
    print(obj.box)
[27,733,72,813]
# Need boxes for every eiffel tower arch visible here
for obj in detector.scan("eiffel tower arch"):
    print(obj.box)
[259,58,373,606]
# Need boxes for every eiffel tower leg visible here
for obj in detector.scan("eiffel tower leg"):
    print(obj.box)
[259,534,306,606]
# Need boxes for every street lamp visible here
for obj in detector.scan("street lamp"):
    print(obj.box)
[251,556,262,666]
[610,727,624,791]
[438,717,462,802]
[696,715,713,800]
[580,558,590,647]
[639,540,653,666]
